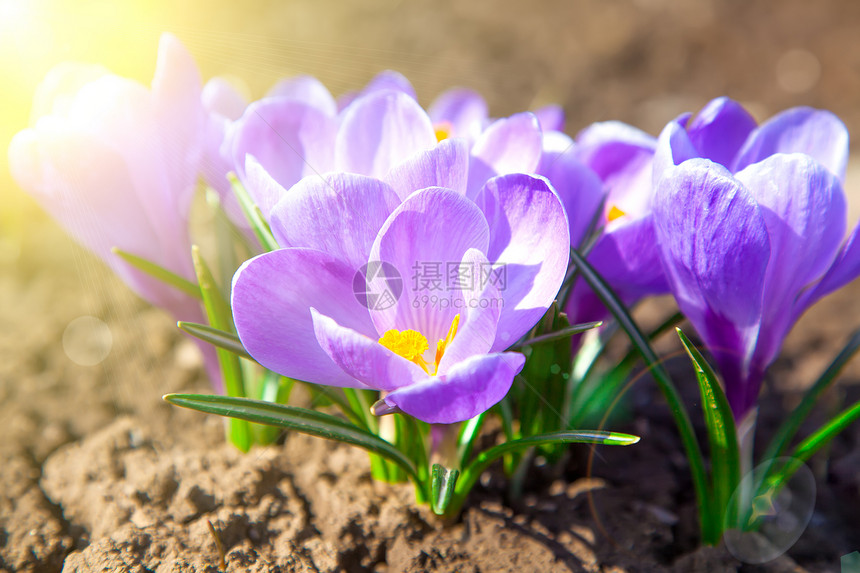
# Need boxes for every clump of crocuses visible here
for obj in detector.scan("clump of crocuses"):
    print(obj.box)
[11,35,860,543]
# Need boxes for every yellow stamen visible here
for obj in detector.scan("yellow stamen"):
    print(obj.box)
[607,205,626,222]
[379,329,430,372]
[378,314,461,376]
[434,120,454,142]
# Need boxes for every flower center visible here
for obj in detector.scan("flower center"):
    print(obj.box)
[378,314,460,375]
[434,121,454,142]
[607,205,626,223]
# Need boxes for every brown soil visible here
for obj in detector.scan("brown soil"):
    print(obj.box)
[4,1,860,571]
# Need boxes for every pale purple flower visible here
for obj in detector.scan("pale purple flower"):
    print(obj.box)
[8,34,223,387]
[652,103,856,419]
[9,34,205,320]
[231,170,570,423]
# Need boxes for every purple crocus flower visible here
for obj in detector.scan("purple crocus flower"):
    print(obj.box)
[229,82,549,220]
[231,170,569,424]
[9,34,205,320]
[653,96,848,185]
[549,120,669,325]
[8,34,224,387]
[652,104,856,419]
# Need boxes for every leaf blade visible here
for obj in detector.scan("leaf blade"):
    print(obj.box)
[677,327,741,526]
[112,247,201,300]
[164,393,420,481]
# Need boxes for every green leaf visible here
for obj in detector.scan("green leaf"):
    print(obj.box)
[457,413,486,467]
[569,248,715,544]
[677,328,741,527]
[443,429,638,518]
[512,321,602,349]
[228,172,279,252]
[177,321,253,361]
[431,464,460,515]
[191,246,250,452]
[112,247,201,300]
[164,393,420,482]
[463,431,637,492]
[761,327,860,470]
[779,399,860,485]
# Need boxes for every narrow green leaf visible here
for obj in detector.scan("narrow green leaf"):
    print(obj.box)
[164,393,420,482]
[457,413,486,467]
[228,172,279,252]
[112,247,201,300]
[569,248,715,543]
[301,383,368,429]
[178,321,253,361]
[761,327,860,469]
[342,388,379,433]
[445,429,638,518]
[431,464,460,515]
[677,328,741,527]
[192,246,250,452]
[764,399,860,499]
[513,321,603,349]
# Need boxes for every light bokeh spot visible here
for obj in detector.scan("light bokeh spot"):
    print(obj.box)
[776,49,821,94]
[63,315,113,366]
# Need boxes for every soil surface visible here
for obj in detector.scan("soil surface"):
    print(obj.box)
[4,1,860,571]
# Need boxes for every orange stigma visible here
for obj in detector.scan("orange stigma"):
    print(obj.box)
[607,205,626,223]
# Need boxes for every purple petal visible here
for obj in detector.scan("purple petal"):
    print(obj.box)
[230,97,337,192]
[231,248,377,388]
[8,125,194,312]
[685,97,757,168]
[269,173,401,269]
[796,222,860,315]
[733,107,849,182]
[311,309,426,391]
[735,154,846,366]
[202,77,247,121]
[435,248,502,372]
[588,214,669,303]
[201,78,246,221]
[653,159,771,412]
[474,174,570,351]
[336,90,436,178]
[361,70,417,101]
[467,112,543,198]
[150,33,206,213]
[573,121,656,216]
[368,188,490,344]
[266,75,337,117]
[244,156,289,219]
[538,138,605,247]
[383,352,525,424]
[382,138,469,201]
[428,87,488,139]
[652,117,699,188]
[534,104,565,133]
